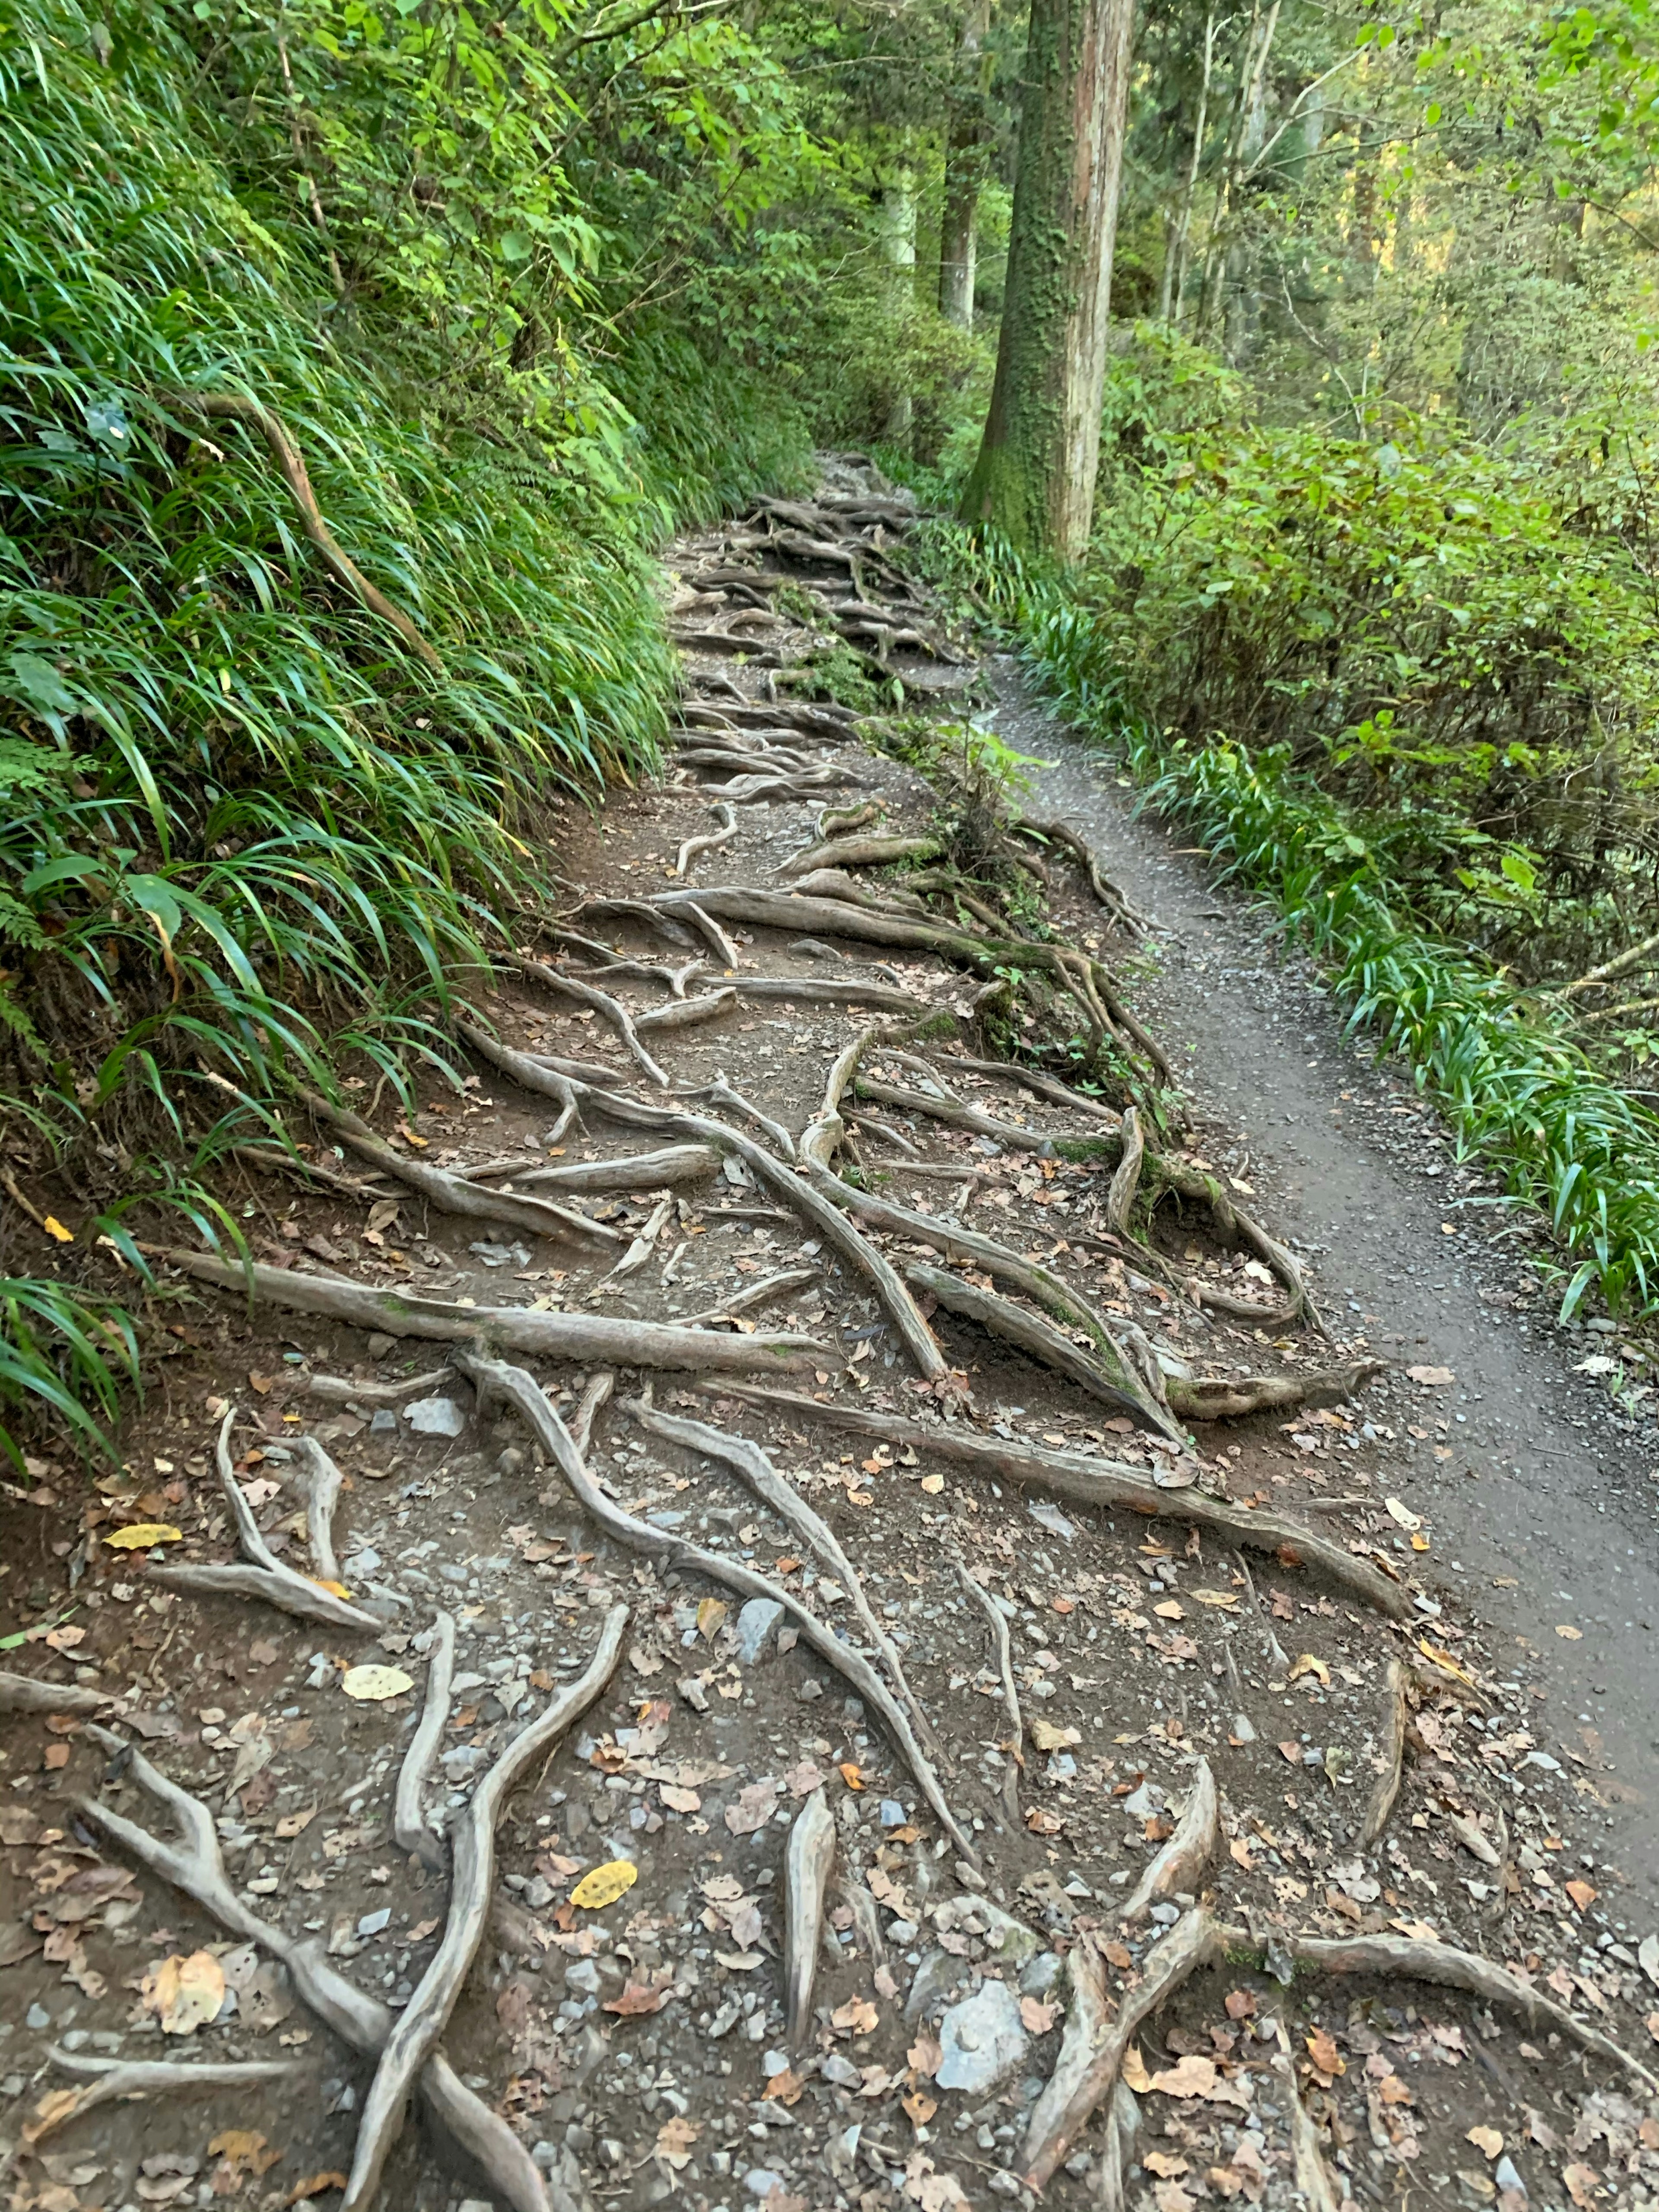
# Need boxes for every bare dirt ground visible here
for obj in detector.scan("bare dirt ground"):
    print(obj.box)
[3,464,1658,2212]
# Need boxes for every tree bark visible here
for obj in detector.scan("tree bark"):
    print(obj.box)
[958,0,1137,559]
[878,154,919,447]
[939,0,993,328]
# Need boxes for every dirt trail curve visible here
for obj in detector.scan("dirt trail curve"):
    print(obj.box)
[2,459,1658,2212]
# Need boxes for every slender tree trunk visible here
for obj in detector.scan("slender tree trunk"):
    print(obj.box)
[960,0,1137,557]
[1165,6,1214,325]
[878,159,918,447]
[939,0,993,328]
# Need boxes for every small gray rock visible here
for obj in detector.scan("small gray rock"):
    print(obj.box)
[1020,1952,1062,1996]
[1494,2157,1527,2198]
[935,1978,1029,2094]
[735,1597,785,1661]
[744,2171,784,2198]
[1027,1499,1075,1543]
[1230,1713,1257,1743]
[406,1394,467,1437]
[25,2005,50,2031]
[357,1907,391,1937]
[370,1409,397,1435]
[565,1960,600,1996]
[879,1798,906,1828]
[821,2053,862,2089]
[366,1332,396,1358]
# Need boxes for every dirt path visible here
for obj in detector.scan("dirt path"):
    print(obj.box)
[3,472,1659,2212]
[1005,668,1659,1914]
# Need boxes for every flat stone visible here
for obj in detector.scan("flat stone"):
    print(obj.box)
[366,1332,396,1358]
[1121,1781,1164,1820]
[935,1978,1029,2094]
[405,1394,467,1437]
[25,2005,50,2031]
[744,2171,785,2198]
[1230,1713,1257,1743]
[879,1798,906,1827]
[734,1597,785,1662]
[821,2053,862,2088]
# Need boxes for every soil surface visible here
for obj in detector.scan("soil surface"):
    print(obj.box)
[3,467,1658,2212]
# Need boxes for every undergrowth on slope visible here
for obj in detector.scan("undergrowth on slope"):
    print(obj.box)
[914,515,1659,1322]
[0,0,808,1462]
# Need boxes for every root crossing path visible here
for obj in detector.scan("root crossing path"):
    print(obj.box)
[4,461,1659,2212]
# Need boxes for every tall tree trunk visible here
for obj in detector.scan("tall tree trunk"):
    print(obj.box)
[939,0,993,329]
[878,160,919,448]
[1163,6,1215,325]
[959,0,1136,557]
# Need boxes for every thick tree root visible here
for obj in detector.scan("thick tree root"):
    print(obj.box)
[931,1054,1119,1125]
[302,1089,618,1246]
[287,1435,345,1586]
[342,1606,628,2212]
[484,1144,718,1195]
[783,1789,836,2048]
[634,1402,936,1746]
[1106,1106,1143,1236]
[1272,2022,1344,2212]
[456,1024,947,1379]
[733,976,922,1014]
[1023,1907,1224,2190]
[634,989,737,1033]
[1163,1361,1383,1422]
[394,1611,456,1874]
[0,1672,116,1715]
[686,1385,1414,1619]
[1222,1926,1659,2097]
[455,1354,979,1862]
[33,2051,309,2141]
[676,1264,820,1325]
[907,1259,1183,1442]
[955,1561,1022,1824]
[148,1406,386,1634]
[159,1247,830,1373]
[1120,1758,1217,1926]
[1023,1942,1117,2193]
[76,1729,570,2212]
[307,1368,451,1407]
[781,833,941,876]
[810,1176,1185,1447]
[1014,816,1146,935]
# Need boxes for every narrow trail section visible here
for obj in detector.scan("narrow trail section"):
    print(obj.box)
[3,461,1657,2212]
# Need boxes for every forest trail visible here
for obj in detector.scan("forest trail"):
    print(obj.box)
[4,468,1659,2212]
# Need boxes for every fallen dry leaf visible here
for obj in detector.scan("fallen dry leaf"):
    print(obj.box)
[1288,1652,1330,1688]
[1556,1624,1584,1641]
[1406,1364,1455,1386]
[1466,2126,1503,2159]
[655,2114,700,2165]
[339,1665,413,1702]
[283,2174,347,2206]
[1565,1878,1598,1912]
[104,1523,182,1549]
[1384,1497,1422,1531]
[832,1996,879,2036]
[1020,1994,1059,2034]
[725,1777,782,1834]
[1306,2027,1344,2077]
[604,1979,671,2016]
[142,1949,225,2036]
[1224,1988,1257,2021]
[274,1806,316,1840]
[571,1860,638,1910]
[1563,2165,1601,2210]
[209,2131,282,2178]
[762,2069,806,2106]
[902,2089,938,2129]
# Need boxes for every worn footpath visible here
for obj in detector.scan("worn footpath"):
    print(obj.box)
[3,461,1658,2212]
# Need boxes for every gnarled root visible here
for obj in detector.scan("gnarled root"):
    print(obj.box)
[1023,1907,1224,2191]
[148,1406,386,1634]
[341,1606,628,2212]
[676,802,737,877]
[455,1353,978,1863]
[1120,1758,1217,1925]
[158,1246,829,1374]
[394,1611,456,1873]
[1359,1658,1411,1849]
[1164,1360,1383,1423]
[687,1384,1414,1619]
[33,2050,309,2142]
[0,1672,116,1716]
[1273,2022,1344,2212]
[75,1727,569,2212]
[955,1561,1022,1824]
[784,1790,836,2047]
[515,957,669,1088]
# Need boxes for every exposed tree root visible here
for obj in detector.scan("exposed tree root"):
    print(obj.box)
[1023,1941,1117,2193]
[783,1788,836,2048]
[1272,2021,1344,2212]
[1098,2079,1143,2212]
[307,1367,451,1408]
[148,1406,386,1634]
[456,1354,978,1862]
[854,1073,1087,1154]
[232,1144,395,1201]
[458,1023,947,1379]
[571,1370,614,1456]
[301,1089,617,1245]
[1014,816,1147,934]
[33,2050,309,2141]
[634,1402,935,1745]
[1023,1907,1224,2190]
[955,1560,1022,1824]
[342,1606,628,2212]
[76,1728,569,2212]
[815,799,883,839]
[933,1054,1120,1124]
[1222,1926,1659,2096]
[675,1077,797,1160]
[733,976,921,1014]
[1106,1106,1143,1237]
[781,833,941,877]
[161,1246,830,1371]
[0,1672,115,1715]
[286,1435,346,1586]
[688,1385,1414,1618]
[1163,1360,1383,1423]
[515,957,670,1087]
[1359,1658,1411,1849]
[811,1178,1185,1447]
[483,1144,718,1194]
[634,988,737,1033]
[394,1611,456,1874]
[1120,1758,1218,1926]
[676,802,738,877]
[677,1264,820,1325]
[907,1259,1182,1439]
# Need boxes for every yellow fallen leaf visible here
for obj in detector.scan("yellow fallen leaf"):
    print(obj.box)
[919,1472,945,1494]
[696,1597,728,1641]
[22,2086,84,2142]
[1466,2125,1503,2159]
[104,1522,183,1549]
[571,1859,639,1910]
[1556,1624,1584,1641]
[310,1579,353,1599]
[143,1949,226,2036]
[1122,2044,1153,2093]
[43,1215,73,1244]
[1288,1652,1330,1687]
[209,2130,281,2177]
[1384,1497,1422,1531]
[1030,1718,1081,1752]
[1189,1588,1240,1609]
[1417,1638,1478,1688]
[1410,1532,1430,1551]
[340,1664,413,1701]
[399,1123,429,1148]
[1152,1599,1185,1621]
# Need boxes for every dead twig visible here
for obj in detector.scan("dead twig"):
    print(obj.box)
[955,1562,1022,1824]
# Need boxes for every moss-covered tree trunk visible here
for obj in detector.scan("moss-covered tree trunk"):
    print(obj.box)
[959,0,1135,559]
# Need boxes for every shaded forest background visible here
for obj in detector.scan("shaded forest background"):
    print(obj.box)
[7,0,1659,1442]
